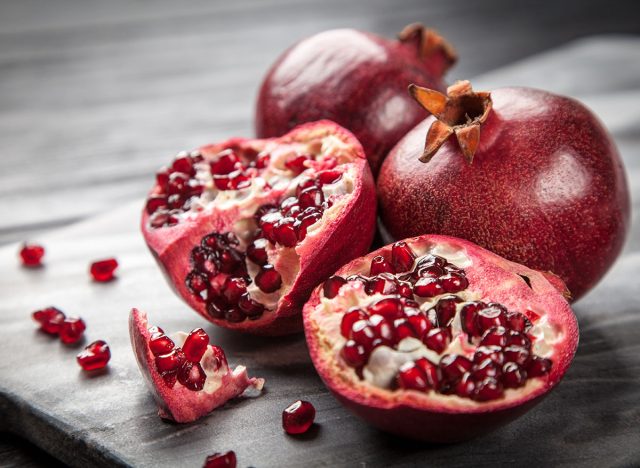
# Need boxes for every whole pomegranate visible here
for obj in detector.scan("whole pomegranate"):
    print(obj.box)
[255,24,456,175]
[129,308,264,423]
[378,80,630,300]
[303,235,579,442]
[142,121,376,335]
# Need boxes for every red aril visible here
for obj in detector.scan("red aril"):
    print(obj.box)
[303,234,578,442]
[90,258,118,282]
[59,317,86,344]
[19,243,45,267]
[32,307,66,335]
[77,340,111,371]
[203,451,237,468]
[282,400,316,435]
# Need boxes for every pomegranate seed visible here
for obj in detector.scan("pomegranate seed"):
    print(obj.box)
[295,211,322,241]
[77,340,111,371]
[155,349,186,374]
[182,328,210,362]
[146,195,168,215]
[149,333,175,356]
[282,400,316,434]
[238,293,265,319]
[434,295,462,327]
[224,307,246,323]
[439,354,472,383]
[394,318,417,341]
[186,271,210,301]
[503,345,531,366]
[480,326,509,347]
[203,451,237,468]
[368,255,392,276]
[284,154,310,174]
[460,301,485,337]
[414,357,440,388]
[342,340,368,367]
[206,298,225,319]
[149,210,177,228]
[473,346,505,365]
[317,169,342,184]
[211,149,240,175]
[59,317,86,344]
[367,297,403,320]
[502,362,527,388]
[222,277,248,304]
[397,362,428,391]
[156,167,170,189]
[19,243,45,267]
[424,328,451,353]
[90,258,118,282]
[162,372,178,388]
[255,264,282,293]
[440,272,469,293]
[341,308,367,338]
[506,330,531,348]
[247,238,269,265]
[296,177,318,196]
[32,307,66,335]
[407,312,432,340]
[350,320,377,351]
[171,153,195,175]
[506,311,532,332]
[178,361,207,391]
[273,217,298,247]
[472,358,502,380]
[167,172,189,195]
[477,305,507,333]
[527,356,552,377]
[298,186,324,209]
[228,171,251,190]
[473,377,504,401]
[416,264,444,278]
[390,241,416,272]
[365,273,398,295]
[455,374,477,398]
[369,315,395,345]
[148,325,164,334]
[256,152,270,168]
[280,196,300,216]
[323,276,346,299]
[413,277,444,297]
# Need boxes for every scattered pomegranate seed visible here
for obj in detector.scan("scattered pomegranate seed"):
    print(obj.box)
[90,258,118,282]
[32,307,66,335]
[203,450,237,468]
[282,400,316,434]
[59,317,86,344]
[19,243,45,267]
[77,340,111,371]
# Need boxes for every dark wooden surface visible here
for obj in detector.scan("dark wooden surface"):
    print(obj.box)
[1,1,640,466]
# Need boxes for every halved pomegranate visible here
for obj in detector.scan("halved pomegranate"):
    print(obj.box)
[303,235,578,442]
[141,121,376,335]
[129,308,264,423]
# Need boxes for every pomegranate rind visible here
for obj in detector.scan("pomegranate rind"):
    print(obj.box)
[302,235,579,442]
[141,121,376,335]
[129,308,263,423]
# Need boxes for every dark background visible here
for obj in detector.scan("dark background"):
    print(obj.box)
[1,0,639,466]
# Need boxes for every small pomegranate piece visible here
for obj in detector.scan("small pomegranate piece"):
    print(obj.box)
[303,234,579,442]
[282,400,316,435]
[59,317,86,344]
[90,258,118,282]
[77,340,111,371]
[19,243,45,267]
[203,451,237,468]
[32,307,66,335]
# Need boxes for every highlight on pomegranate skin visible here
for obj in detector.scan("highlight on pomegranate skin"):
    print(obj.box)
[90,258,119,282]
[303,235,579,442]
[129,308,264,423]
[378,80,630,301]
[140,121,376,335]
[203,450,237,468]
[282,400,316,435]
[19,243,45,267]
[77,340,111,371]
[256,23,457,175]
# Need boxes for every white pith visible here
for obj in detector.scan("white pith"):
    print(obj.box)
[314,244,561,402]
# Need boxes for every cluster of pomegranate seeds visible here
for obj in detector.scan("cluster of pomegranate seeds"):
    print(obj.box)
[90,258,118,282]
[19,243,45,267]
[327,241,552,402]
[256,169,341,247]
[149,326,223,390]
[32,307,86,344]
[203,451,237,468]
[77,340,111,371]
[282,400,316,435]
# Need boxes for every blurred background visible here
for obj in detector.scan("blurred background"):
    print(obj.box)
[1,0,639,465]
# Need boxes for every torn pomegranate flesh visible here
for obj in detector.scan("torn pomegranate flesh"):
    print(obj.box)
[203,450,237,468]
[282,400,316,434]
[90,258,118,282]
[19,243,45,267]
[77,340,111,371]
[149,326,218,391]
[325,242,552,402]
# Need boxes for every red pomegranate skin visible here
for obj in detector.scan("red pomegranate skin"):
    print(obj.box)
[377,87,630,301]
[256,27,454,175]
[303,235,579,442]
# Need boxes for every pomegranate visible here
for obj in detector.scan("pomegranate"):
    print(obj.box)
[19,243,45,267]
[303,235,578,442]
[90,258,118,282]
[377,80,630,300]
[141,121,376,335]
[255,24,456,175]
[282,400,316,435]
[129,308,264,423]
[203,451,236,468]
[77,340,111,371]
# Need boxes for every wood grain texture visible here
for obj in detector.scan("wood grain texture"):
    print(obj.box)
[1,0,640,466]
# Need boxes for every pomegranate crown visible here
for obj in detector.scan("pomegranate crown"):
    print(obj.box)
[409,80,493,164]
[398,23,457,74]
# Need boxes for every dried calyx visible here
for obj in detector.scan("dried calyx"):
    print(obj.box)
[409,80,492,163]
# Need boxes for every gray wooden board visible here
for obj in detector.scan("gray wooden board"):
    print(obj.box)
[1,31,640,468]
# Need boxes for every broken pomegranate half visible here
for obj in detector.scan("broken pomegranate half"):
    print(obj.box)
[141,121,376,335]
[129,308,264,423]
[303,235,578,442]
